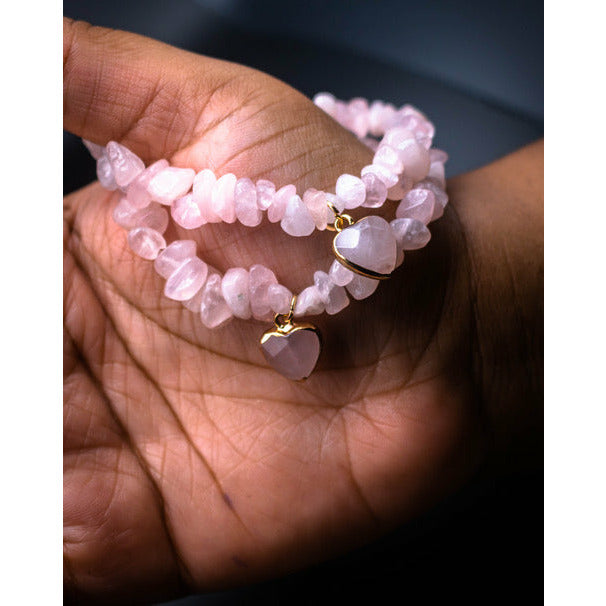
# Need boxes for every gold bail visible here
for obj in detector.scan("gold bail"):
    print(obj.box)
[273,295,297,332]
[326,200,354,232]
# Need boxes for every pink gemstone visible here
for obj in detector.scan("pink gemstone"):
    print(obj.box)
[313,92,337,116]
[234,178,261,226]
[417,180,449,221]
[333,215,397,276]
[294,286,325,316]
[361,164,398,189]
[261,327,321,380]
[390,218,431,250]
[430,149,449,164]
[373,145,404,175]
[211,173,237,223]
[387,175,413,201]
[367,100,386,137]
[126,159,170,209]
[83,139,105,160]
[396,189,435,224]
[106,141,145,188]
[303,188,329,230]
[281,194,315,237]
[249,264,277,320]
[148,167,195,205]
[96,155,117,190]
[329,259,354,286]
[427,162,446,188]
[171,193,205,229]
[268,184,296,223]
[127,227,166,260]
[383,127,415,150]
[113,199,168,233]
[361,172,388,208]
[267,283,292,314]
[193,169,221,223]
[256,179,276,211]
[164,257,208,301]
[313,271,349,315]
[396,139,430,182]
[221,268,251,319]
[336,174,366,209]
[346,274,379,300]
[154,240,197,279]
[200,273,233,328]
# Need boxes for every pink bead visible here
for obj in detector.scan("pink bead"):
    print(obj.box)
[281,194,315,237]
[430,149,449,164]
[234,178,262,226]
[303,188,329,230]
[171,193,205,229]
[113,199,169,233]
[427,162,446,188]
[126,159,170,209]
[293,286,325,316]
[193,169,221,223]
[390,218,431,250]
[313,271,349,315]
[336,174,366,209]
[249,264,278,320]
[313,92,337,116]
[268,184,296,223]
[154,240,196,279]
[387,175,413,201]
[164,257,208,301]
[211,173,237,223]
[417,180,449,221]
[329,259,354,286]
[361,164,398,189]
[127,227,166,260]
[383,127,415,151]
[183,266,219,313]
[83,139,105,160]
[396,189,435,224]
[221,268,251,319]
[367,100,386,137]
[96,155,117,190]
[348,97,369,138]
[106,141,145,189]
[267,283,292,314]
[256,179,276,211]
[346,274,379,300]
[361,172,388,208]
[373,145,404,175]
[148,167,195,205]
[396,139,430,182]
[200,273,233,328]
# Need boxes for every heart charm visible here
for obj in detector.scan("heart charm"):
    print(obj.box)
[260,323,321,380]
[333,215,397,279]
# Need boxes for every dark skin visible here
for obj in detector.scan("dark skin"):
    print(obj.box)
[63,18,543,604]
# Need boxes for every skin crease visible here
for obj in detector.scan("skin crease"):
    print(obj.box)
[63,18,543,605]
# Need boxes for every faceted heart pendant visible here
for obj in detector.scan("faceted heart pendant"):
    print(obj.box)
[333,215,397,280]
[260,322,322,380]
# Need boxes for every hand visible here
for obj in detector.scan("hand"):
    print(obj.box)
[63,18,543,603]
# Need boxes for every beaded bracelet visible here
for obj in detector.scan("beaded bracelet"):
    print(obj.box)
[82,93,448,380]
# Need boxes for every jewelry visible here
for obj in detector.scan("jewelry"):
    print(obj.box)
[82,94,448,380]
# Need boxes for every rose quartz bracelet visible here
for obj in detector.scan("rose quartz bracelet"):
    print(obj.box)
[83,94,448,380]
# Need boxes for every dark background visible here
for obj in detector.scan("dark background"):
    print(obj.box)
[63,1,543,603]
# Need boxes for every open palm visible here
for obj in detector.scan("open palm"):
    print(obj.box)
[63,19,542,603]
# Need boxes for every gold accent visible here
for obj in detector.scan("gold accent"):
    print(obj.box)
[325,200,354,232]
[332,238,391,280]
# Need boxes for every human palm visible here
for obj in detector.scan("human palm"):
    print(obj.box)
[63,19,542,603]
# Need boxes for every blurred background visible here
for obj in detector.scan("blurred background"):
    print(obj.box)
[63,1,543,603]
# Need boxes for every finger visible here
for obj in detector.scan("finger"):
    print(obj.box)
[63,17,257,162]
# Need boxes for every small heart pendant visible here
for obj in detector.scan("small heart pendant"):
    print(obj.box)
[261,322,321,381]
[333,215,397,279]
